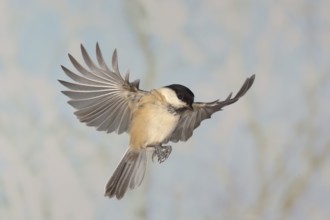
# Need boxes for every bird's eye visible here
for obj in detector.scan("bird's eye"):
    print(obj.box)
[178,94,184,100]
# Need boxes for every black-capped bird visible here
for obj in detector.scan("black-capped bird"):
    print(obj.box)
[59,43,255,199]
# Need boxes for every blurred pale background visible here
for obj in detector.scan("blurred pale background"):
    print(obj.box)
[1,0,330,220]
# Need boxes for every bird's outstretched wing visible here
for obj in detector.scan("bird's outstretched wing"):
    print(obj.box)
[167,74,255,142]
[59,43,147,134]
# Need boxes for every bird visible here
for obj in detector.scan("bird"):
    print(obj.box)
[59,43,255,199]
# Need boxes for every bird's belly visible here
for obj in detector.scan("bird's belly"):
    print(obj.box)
[129,106,179,148]
[146,111,178,143]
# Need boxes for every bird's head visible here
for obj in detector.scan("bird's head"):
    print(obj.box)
[159,84,194,110]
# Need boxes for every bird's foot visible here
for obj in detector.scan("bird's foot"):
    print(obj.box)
[152,144,172,163]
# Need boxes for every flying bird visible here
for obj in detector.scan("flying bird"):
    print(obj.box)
[59,43,255,199]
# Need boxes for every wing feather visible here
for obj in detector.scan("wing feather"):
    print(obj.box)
[58,80,110,91]
[59,43,146,134]
[168,75,255,142]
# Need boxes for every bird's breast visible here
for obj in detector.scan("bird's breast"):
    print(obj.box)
[129,100,179,149]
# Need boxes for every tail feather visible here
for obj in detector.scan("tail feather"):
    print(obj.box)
[105,148,147,199]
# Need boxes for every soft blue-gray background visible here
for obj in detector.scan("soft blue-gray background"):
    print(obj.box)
[1,0,330,219]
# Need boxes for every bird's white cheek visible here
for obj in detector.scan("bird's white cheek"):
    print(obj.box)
[158,88,186,108]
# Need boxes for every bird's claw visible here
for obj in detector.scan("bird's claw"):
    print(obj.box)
[152,145,172,163]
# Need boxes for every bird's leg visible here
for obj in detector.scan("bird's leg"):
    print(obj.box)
[151,144,172,163]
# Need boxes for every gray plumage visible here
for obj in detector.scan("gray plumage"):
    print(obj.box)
[105,149,147,199]
[166,75,255,142]
[59,44,146,134]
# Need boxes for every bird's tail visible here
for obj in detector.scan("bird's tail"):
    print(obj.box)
[104,148,147,199]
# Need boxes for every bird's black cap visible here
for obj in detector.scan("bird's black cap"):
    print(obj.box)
[165,84,194,108]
